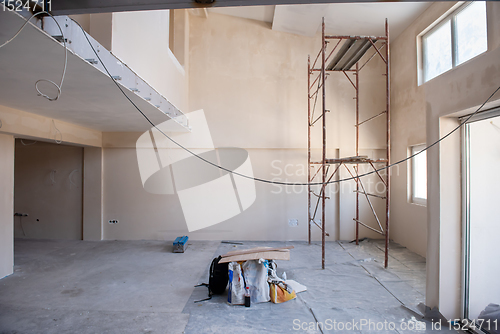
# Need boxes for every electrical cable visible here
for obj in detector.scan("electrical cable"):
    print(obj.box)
[51,119,62,144]
[20,139,37,146]
[69,169,79,188]
[64,21,500,186]
[50,169,56,185]
[0,9,67,101]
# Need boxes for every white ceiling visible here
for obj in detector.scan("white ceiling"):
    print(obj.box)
[210,2,432,40]
[0,4,432,134]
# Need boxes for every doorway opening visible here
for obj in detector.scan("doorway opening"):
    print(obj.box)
[14,139,83,240]
[463,107,500,328]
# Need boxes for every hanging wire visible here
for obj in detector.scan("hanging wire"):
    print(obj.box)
[20,139,37,146]
[0,10,68,101]
[52,119,63,144]
[72,19,500,186]
[4,12,499,186]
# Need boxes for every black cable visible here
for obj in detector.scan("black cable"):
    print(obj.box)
[74,21,500,187]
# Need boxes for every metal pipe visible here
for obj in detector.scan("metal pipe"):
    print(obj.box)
[308,55,312,245]
[359,43,386,72]
[309,73,321,91]
[343,71,356,90]
[310,111,329,127]
[385,18,391,269]
[355,62,359,246]
[325,39,343,66]
[310,69,356,72]
[368,38,387,63]
[325,35,387,40]
[311,191,330,200]
[312,220,330,237]
[311,47,323,72]
[353,219,385,235]
[312,190,322,222]
[353,190,387,200]
[355,167,384,233]
[355,111,386,127]
[369,161,388,187]
[310,164,322,181]
[321,18,327,270]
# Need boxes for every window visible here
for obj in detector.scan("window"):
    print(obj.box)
[422,1,487,82]
[410,144,427,205]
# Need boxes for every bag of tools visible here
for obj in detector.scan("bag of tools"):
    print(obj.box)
[267,260,296,303]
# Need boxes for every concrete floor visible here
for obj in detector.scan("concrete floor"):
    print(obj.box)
[0,239,457,333]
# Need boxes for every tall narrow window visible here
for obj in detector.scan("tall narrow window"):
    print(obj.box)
[411,144,427,205]
[422,1,487,83]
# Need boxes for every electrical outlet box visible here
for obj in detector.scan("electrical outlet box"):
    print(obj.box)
[108,220,119,224]
[288,219,298,227]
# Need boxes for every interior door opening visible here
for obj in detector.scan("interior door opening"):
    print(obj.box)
[14,139,83,240]
[463,109,500,332]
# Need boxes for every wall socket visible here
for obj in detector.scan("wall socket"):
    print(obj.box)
[288,219,298,227]
[108,220,119,224]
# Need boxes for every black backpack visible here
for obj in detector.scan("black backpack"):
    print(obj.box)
[194,256,228,302]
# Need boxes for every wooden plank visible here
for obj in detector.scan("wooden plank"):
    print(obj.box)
[218,250,290,263]
[221,246,294,258]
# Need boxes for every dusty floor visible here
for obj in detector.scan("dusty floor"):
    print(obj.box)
[0,239,456,333]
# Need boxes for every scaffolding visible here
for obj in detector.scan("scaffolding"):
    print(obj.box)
[307,19,391,269]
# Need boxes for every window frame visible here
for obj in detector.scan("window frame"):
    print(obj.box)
[421,1,488,83]
[409,144,427,206]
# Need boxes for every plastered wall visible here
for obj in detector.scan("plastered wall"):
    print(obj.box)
[185,13,387,242]
[0,134,14,278]
[96,12,388,244]
[407,1,500,319]
[111,10,189,114]
[0,105,103,257]
[0,105,102,147]
[388,3,456,258]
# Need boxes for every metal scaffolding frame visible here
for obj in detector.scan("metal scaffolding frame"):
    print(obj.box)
[307,19,391,269]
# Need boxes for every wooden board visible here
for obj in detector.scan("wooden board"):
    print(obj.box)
[221,246,294,258]
[218,250,290,263]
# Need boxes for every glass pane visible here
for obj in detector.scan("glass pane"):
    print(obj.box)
[466,115,500,325]
[456,1,488,65]
[413,147,427,200]
[424,20,452,82]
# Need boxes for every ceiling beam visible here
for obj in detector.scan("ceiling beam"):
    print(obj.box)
[50,0,433,15]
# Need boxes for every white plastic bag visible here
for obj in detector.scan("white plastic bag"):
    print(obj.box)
[228,262,245,305]
[242,259,270,303]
